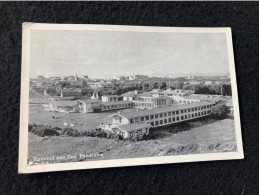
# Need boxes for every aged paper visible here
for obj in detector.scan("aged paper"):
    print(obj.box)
[19,23,243,173]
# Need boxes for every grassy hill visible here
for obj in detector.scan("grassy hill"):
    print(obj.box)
[28,119,237,165]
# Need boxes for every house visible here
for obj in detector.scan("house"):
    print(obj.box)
[76,99,102,113]
[101,95,120,102]
[60,89,82,99]
[48,101,79,113]
[121,91,138,101]
[111,123,151,140]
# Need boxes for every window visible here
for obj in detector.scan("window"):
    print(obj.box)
[181,110,184,114]
[160,120,163,125]
[155,121,159,126]
[172,111,175,115]
[176,117,179,121]
[176,111,179,114]
[184,109,187,113]
[145,116,149,120]
[164,119,167,123]
[169,118,172,122]
[150,115,154,119]
[168,112,171,116]
[192,114,194,117]
[160,113,163,118]
[140,117,144,121]
[195,108,197,111]
[164,113,167,117]
[195,113,197,117]
[173,117,175,122]
[130,119,134,123]
[185,115,187,119]
[135,118,139,122]
[151,122,154,126]
[188,109,191,112]
[155,114,158,119]
[137,130,142,135]
[198,112,201,116]
[181,116,184,120]
[191,108,194,111]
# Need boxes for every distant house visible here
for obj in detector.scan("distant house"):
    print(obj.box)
[60,89,82,99]
[76,99,102,113]
[102,95,120,102]
[48,101,79,113]
[121,91,138,101]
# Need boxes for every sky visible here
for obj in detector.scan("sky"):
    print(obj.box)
[30,29,230,79]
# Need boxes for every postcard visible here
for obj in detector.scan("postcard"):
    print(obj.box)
[19,23,243,173]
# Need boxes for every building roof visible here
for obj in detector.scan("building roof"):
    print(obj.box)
[137,92,152,97]
[76,99,100,104]
[121,91,137,97]
[102,95,120,98]
[152,96,172,100]
[110,101,215,119]
[101,100,133,106]
[51,101,78,107]
[181,94,224,102]
[116,122,151,132]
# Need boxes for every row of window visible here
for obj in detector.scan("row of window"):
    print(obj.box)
[148,111,210,126]
[102,103,134,110]
[129,105,212,123]
[179,99,199,104]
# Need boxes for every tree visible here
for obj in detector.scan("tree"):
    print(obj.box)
[210,104,230,119]
[221,84,232,96]
[160,82,167,90]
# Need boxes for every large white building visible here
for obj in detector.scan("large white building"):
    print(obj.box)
[100,101,215,140]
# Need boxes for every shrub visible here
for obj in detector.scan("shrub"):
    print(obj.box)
[210,104,230,119]
[28,124,59,137]
[61,128,80,137]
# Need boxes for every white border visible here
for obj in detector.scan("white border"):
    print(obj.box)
[19,23,244,174]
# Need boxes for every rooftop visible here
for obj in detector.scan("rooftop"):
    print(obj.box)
[121,91,138,97]
[110,101,215,119]
[101,100,133,106]
[137,92,152,97]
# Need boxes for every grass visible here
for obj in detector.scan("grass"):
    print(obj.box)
[29,104,122,131]
[28,118,237,165]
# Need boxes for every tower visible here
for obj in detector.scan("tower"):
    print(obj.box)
[91,91,99,100]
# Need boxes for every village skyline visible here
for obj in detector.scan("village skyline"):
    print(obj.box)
[31,72,230,80]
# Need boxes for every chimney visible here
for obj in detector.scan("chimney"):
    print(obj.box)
[134,90,138,94]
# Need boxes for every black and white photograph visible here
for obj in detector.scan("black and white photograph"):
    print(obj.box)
[19,23,243,173]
